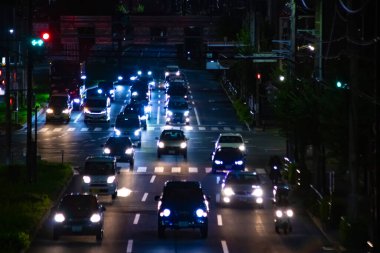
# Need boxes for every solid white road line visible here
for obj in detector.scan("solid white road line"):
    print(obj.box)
[216,176,221,184]
[133,214,140,225]
[217,214,223,226]
[157,106,160,125]
[194,107,201,126]
[126,239,133,253]
[141,193,148,202]
[74,113,82,123]
[221,240,229,253]
[150,175,156,183]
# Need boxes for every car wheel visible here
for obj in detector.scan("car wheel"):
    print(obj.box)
[130,160,134,169]
[158,223,165,238]
[96,229,103,242]
[112,192,117,199]
[200,225,208,238]
[53,229,59,240]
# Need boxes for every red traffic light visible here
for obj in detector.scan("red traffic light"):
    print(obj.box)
[256,73,261,79]
[41,32,50,41]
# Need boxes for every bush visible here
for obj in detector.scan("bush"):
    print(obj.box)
[0,231,30,253]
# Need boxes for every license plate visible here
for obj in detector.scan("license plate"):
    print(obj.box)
[90,188,101,193]
[225,165,232,169]
[72,226,82,232]
[168,150,175,154]
[178,221,189,227]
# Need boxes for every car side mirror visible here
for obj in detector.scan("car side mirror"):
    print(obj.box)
[154,195,160,201]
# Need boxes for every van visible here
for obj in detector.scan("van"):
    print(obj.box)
[81,156,119,199]
[83,93,111,122]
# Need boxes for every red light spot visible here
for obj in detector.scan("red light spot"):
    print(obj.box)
[42,32,50,40]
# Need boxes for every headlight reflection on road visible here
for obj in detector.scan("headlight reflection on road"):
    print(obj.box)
[117,187,132,197]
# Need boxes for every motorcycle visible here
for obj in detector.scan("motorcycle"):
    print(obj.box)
[273,183,293,234]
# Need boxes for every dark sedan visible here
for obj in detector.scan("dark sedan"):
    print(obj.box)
[156,129,188,159]
[52,193,106,242]
[102,136,135,167]
[211,147,246,173]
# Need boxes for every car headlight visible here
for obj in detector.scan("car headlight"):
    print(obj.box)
[235,160,244,165]
[286,209,294,217]
[62,109,70,114]
[97,88,103,94]
[114,128,121,136]
[125,148,133,155]
[107,175,116,184]
[165,72,169,77]
[83,175,91,184]
[46,108,54,114]
[134,129,141,136]
[239,144,246,151]
[160,208,171,217]
[214,160,223,165]
[196,208,207,218]
[180,142,187,149]
[252,187,263,197]
[158,141,165,148]
[109,89,115,94]
[166,110,173,116]
[73,98,80,103]
[176,71,180,76]
[223,187,235,197]
[132,91,138,97]
[83,107,90,113]
[184,110,189,117]
[275,210,283,218]
[90,213,101,223]
[103,147,111,154]
[54,213,65,223]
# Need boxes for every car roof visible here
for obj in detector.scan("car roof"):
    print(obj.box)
[164,180,201,189]
[219,133,243,137]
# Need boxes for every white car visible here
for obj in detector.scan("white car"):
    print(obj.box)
[215,133,246,152]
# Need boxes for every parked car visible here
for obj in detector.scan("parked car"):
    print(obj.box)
[220,171,264,208]
[52,193,106,241]
[102,136,135,167]
[154,180,210,238]
[156,129,188,159]
[45,93,73,123]
[211,147,246,173]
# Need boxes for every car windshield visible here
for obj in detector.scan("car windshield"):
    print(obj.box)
[168,86,186,94]
[84,161,115,175]
[50,96,68,107]
[106,137,132,146]
[168,100,188,110]
[160,131,184,140]
[219,136,243,143]
[163,188,203,202]
[86,98,107,107]
[214,148,243,159]
[60,195,98,213]
[226,173,260,184]
[98,82,113,90]
[115,117,140,128]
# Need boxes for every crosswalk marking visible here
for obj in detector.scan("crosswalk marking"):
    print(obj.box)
[53,128,62,132]
[80,127,88,131]
[137,167,147,173]
[94,127,102,131]
[205,167,212,173]
[38,127,48,132]
[223,127,231,131]
[198,126,206,131]
[67,128,75,132]
[189,167,198,173]
[172,167,181,173]
[147,126,155,131]
[154,167,164,173]
[211,127,218,131]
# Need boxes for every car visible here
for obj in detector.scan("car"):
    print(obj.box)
[211,147,246,173]
[154,180,210,238]
[220,171,264,208]
[165,83,188,100]
[164,65,180,77]
[81,156,119,199]
[101,136,135,167]
[52,193,106,241]
[165,96,190,125]
[156,129,188,159]
[130,81,151,103]
[97,81,115,101]
[50,80,85,110]
[122,100,151,129]
[45,93,73,123]
[215,133,246,153]
[113,114,142,147]
[83,94,111,122]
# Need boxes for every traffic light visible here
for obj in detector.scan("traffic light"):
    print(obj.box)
[30,32,50,47]
[336,80,348,89]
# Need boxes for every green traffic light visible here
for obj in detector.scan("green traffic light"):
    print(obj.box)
[31,38,44,47]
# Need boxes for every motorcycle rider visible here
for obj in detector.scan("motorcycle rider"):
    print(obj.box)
[268,155,283,185]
